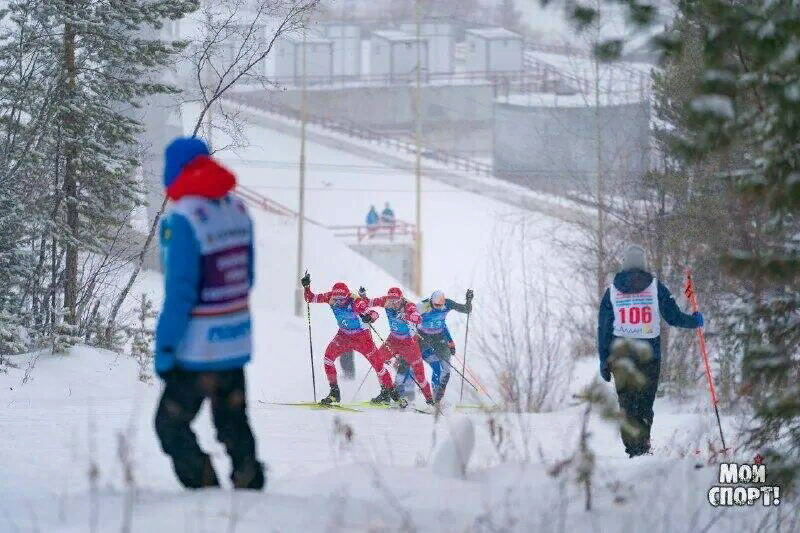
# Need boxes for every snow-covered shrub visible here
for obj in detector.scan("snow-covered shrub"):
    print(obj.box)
[0,311,31,357]
[476,219,575,412]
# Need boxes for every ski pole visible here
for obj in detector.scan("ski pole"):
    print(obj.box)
[684,268,727,452]
[416,332,496,406]
[452,353,488,396]
[304,271,317,403]
[352,367,371,402]
[460,309,471,403]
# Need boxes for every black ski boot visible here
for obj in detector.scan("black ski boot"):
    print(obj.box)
[389,386,408,408]
[370,386,392,404]
[320,384,341,405]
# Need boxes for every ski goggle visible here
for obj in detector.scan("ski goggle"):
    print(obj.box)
[386,297,403,308]
[330,294,348,306]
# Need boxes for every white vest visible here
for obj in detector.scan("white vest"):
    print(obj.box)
[169,195,253,367]
[610,278,660,339]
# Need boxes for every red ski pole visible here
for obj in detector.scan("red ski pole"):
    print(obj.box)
[684,268,727,452]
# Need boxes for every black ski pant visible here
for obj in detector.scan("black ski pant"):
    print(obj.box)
[418,332,452,401]
[154,368,265,489]
[339,351,355,380]
[611,356,661,457]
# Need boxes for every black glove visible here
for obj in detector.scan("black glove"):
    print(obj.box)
[359,286,367,298]
[466,289,474,302]
[360,313,374,324]
[301,272,311,287]
[448,341,456,355]
[600,362,611,382]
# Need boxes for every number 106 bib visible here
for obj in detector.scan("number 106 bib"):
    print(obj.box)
[610,279,660,339]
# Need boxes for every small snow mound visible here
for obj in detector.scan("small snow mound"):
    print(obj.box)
[431,416,475,479]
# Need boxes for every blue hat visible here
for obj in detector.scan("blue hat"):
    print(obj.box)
[163,136,210,188]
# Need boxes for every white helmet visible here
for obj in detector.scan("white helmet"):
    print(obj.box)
[430,290,445,309]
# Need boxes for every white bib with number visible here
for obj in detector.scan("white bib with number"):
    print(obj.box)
[611,278,660,339]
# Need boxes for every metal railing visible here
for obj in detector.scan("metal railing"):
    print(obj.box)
[225,95,496,178]
[251,68,550,89]
[235,184,325,226]
[328,221,417,243]
[523,42,652,100]
[235,184,417,245]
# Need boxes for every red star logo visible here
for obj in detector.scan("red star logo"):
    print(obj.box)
[754,454,764,465]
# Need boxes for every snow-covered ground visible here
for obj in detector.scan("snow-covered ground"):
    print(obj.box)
[0,205,774,530]
[1,95,793,531]
[0,309,780,532]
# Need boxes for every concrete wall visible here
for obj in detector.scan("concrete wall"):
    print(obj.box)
[348,244,413,288]
[234,83,495,131]
[493,100,651,194]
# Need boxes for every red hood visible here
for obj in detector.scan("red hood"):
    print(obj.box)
[166,156,236,201]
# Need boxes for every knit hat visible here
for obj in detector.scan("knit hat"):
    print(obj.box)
[163,136,210,188]
[622,245,647,271]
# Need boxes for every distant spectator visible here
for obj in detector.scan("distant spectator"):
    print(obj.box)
[381,202,396,241]
[366,205,379,239]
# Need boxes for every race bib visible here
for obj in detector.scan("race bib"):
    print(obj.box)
[610,279,660,339]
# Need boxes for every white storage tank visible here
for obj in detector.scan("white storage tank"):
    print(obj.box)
[400,20,454,74]
[319,22,361,78]
[271,34,334,85]
[370,30,429,83]
[464,28,524,74]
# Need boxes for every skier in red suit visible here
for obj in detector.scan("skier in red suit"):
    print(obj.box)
[301,272,395,405]
[359,286,435,406]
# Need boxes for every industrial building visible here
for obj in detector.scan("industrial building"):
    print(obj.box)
[399,20,454,74]
[370,30,429,82]
[464,28,524,74]
[318,22,361,78]
[271,33,334,85]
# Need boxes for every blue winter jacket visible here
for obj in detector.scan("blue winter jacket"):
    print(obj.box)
[366,208,379,225]
[597,269,697,372]
[417,298,470,336]
[154,203,255,376]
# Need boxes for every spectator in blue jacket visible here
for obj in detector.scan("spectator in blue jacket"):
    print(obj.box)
[365,205,379,238]
[380,202,396,240]
[154,136,265,490]
[597,244,703,457]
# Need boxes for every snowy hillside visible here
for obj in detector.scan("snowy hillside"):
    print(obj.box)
[0,341,777,533]
[1,165,782,532]
[188,100,591,406]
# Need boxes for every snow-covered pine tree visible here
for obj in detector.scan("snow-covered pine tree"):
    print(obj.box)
[0,0,198,354]
[51,0,198,326]
[0,2,66,350]
[563,0,800,490]
[129,292,157,383]
[677,0,800,492]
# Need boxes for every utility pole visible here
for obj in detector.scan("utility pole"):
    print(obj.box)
[593,0,606,303]
[295,25,308,317]
[413,0,423,296]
